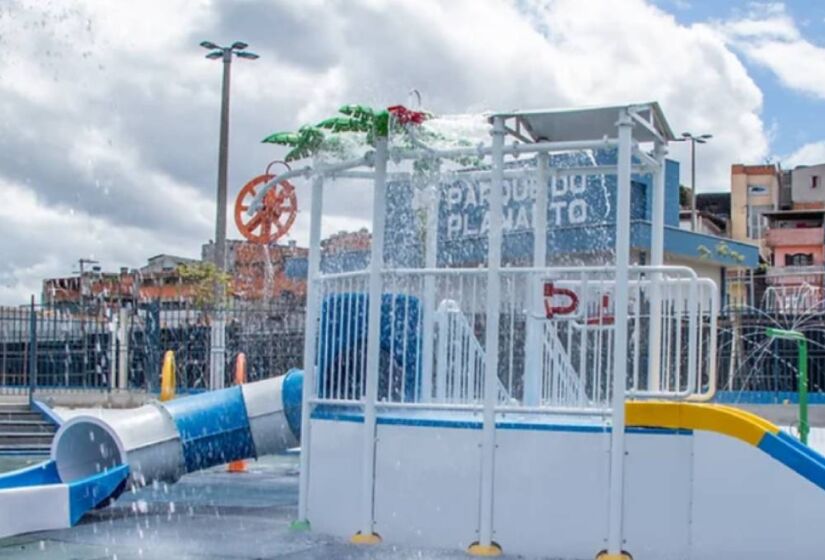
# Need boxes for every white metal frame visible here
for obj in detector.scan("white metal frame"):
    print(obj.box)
[261,103,691,554]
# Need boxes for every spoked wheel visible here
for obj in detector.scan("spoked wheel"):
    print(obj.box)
[234,162,297,244]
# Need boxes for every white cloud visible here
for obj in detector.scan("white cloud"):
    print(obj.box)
[716,2,825,100]
[0,178,198,303]
[783,141,825,169]
[0,0,775,303]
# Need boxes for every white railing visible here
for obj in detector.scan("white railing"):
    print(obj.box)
[308,265,718,410]
[540,322,587,407]
[434,300,514,404]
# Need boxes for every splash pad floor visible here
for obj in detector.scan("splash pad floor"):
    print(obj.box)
[0,455,479,560]
[4,424,825,559]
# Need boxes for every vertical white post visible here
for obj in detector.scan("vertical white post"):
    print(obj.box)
[356,135,388,543]
[295,175,324,527]
[108,314,117,391]
[524,153,548,406]
[647,141,667,392]
[435,302,448,400]
[606,109,634,557]
[473,116,505,555]
[117,308,129,390]
[421,185,439,402]
[209,316,225,390]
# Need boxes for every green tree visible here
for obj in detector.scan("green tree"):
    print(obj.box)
[177,262,232,308]
[679,185,690,208]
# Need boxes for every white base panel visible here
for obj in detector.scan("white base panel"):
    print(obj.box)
[306,418,362,538]
[306,416,825,559]
[493,428,610,559]
[623,431,692,560]
[374,424,482,549]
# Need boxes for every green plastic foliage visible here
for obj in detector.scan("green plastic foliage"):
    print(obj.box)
[262,126,325,162]
[316,116,370,133]
[261,131,302,146]
[285,127,325,162]
[263,104,429,162]
[373,110,390,138]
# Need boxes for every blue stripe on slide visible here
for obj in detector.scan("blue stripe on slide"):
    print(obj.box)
[31,399,63,427]
[310,407,690,436]
[777,431,825,470]
[0,459,60,489]
[163,386,256,473]
[282,369,304,440]
[758,432,825,492]
[67,465,130,525]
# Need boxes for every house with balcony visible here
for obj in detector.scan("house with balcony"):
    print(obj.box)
[764,209,825,291]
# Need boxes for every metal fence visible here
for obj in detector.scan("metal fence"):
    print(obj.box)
[717,312,825,398]
[6,278,825,404]
[720,268,825,401]
[311,265,716,411]
[0,301,305,397]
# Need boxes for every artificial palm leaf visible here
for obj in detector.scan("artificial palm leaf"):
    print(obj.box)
[283,126,325,161]
[261,131,302,145]
[316,116,370,133]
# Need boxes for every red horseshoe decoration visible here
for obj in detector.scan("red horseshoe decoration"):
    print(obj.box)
[234,162,297,244]
[543,282,579,319]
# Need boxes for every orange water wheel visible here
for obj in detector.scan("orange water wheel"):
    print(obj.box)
[234,163,297,244]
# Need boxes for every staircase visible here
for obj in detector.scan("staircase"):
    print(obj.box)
[0,403,56,454]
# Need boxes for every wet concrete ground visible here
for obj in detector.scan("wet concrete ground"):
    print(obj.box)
[6,425,825,559]
[0,455,487,560]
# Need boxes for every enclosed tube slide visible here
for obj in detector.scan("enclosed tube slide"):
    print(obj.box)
[0,369,303,539]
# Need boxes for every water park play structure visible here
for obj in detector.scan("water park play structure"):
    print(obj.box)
[2,102,825,559]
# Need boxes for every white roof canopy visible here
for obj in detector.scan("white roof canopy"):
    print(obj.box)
[491,102,675,144]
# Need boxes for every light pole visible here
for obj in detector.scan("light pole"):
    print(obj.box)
[675,132,712,232]
[200,40,259,278]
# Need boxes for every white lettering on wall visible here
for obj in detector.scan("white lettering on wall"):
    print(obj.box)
[443,175,603,239]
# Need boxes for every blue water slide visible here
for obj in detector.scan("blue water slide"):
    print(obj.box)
[0,369,304,539]
[317,293,422,401]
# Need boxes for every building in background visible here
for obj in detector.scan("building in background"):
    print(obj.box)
[790,163,825,210]
[42,254,201,310]
[371,155,759,297]
[727,162,825,309]
[678,209,726,236]
[135,254,201,305]
[320,228,371,273]
[42,239,311,311]
[730,164,781,255]
[765,209,825,269]
[202,239,307,304]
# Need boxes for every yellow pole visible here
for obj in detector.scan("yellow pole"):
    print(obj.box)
[228,352,248,473]
[160,350,176,402]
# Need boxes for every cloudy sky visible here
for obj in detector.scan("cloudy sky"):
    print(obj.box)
[0,0,824,304]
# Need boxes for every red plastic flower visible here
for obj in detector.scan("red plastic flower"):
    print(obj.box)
[387,105,429,126]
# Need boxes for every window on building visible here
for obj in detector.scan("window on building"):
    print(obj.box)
[747,204,772,239]
[813,176,820,189]
[748,184,768,195]
[785,253,814,266]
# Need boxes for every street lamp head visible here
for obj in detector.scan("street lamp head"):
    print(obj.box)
[205,51,223,60]
[681,132,692,138]
[231,41,249,50]
[235,51,259,60]
[200,41,220,50]
[699,134,713,140]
